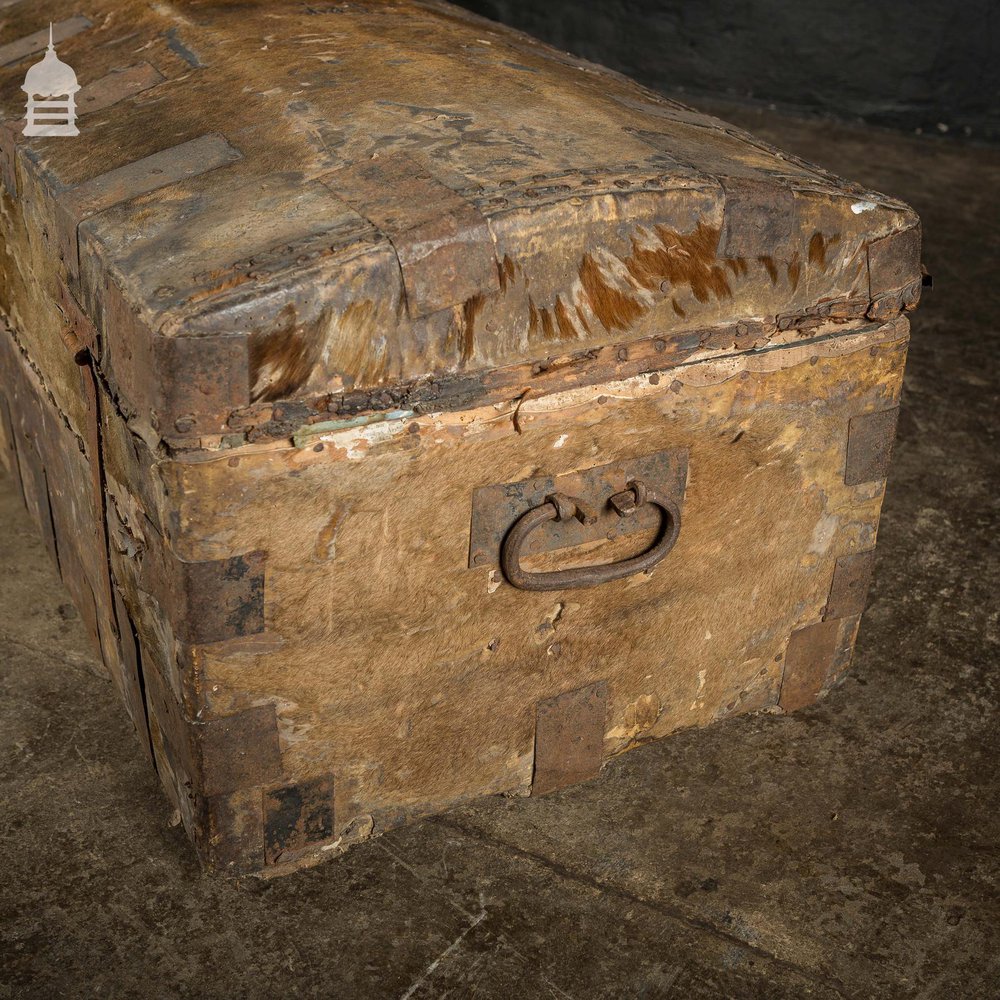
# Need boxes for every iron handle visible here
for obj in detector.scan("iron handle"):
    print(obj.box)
[500,479,681,591]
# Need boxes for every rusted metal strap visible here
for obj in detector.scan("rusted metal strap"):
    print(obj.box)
[1,61,165,198]
[845,407,900,485]
[195,767,337,872]
[0,15,90,67]
[98,277,249,437]
[323,151,499,318]
[532,680,608,796]
[825,550,876,620]
[77,62,165,117]
[172,551,268,645]
[718,175,795,260]
[143,661,283,797]
[55,133,242,276]
[778,616,860,713]
[867,225,922,320]
[205,788,266,872]
[264,775,337,865]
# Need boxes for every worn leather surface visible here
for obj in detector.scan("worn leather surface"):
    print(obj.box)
[0,0,920,446]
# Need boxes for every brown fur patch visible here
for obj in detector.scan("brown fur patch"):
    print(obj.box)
[787,256,802,292]
[808,231,840,270]
[324,300,389,389]
[497,254,517,292]
[249,304,322,403]
[579,252,646,333]
[758,256,779,285]
[573,222,741,336]
[554,296,578,340]
[623,222,731,306]
[460,293,486,363]
[538,306,557,340]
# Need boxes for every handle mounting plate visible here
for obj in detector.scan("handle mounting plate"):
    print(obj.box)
[468,447,688,570]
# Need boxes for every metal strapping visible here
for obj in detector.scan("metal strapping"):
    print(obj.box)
[56,133,242,275]
[0,16,90,67]
[323,152,499,318]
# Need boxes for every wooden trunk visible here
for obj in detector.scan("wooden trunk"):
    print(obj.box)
[0,0,920,874]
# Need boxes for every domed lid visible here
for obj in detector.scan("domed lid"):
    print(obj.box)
[21,26,79,96]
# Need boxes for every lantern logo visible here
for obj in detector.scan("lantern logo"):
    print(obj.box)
[22,24,80,137]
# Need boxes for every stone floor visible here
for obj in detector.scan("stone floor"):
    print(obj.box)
[1,104,998,1000]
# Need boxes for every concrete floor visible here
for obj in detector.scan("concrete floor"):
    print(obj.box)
[1,106,998,1000]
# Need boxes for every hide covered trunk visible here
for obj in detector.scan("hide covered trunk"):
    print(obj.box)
[0,0,920,874]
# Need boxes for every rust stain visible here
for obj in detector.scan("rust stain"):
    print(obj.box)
[313,510,343,561]
[187,269,255,305]
[249,304,323,403]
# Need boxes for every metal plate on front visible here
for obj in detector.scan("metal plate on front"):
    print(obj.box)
[845,407,900,485]
[824,550,876,620]
[868,225,921,298]
[469,448,688,569]
[778,616,859,713]
[263,774,336,865]
[532,681,608,797]
[719,175,795,260]
[324,151,499,318]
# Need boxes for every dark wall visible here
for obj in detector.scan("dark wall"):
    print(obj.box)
[456,0,1000,142]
